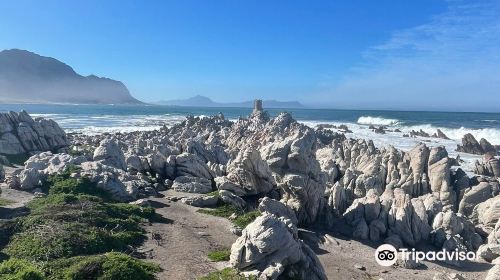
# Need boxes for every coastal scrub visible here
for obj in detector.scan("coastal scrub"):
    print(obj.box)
[0,170,160,279]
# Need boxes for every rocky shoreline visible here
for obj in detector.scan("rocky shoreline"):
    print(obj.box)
[1,103,500,279]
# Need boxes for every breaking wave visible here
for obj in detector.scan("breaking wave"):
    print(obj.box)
[405,124,500,145]
[357,116,400,126]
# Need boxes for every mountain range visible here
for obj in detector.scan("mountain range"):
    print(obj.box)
[155,95,304,108]
[0,49,141,104]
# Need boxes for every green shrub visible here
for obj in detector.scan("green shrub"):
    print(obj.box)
[233,211,260,228]
[204,191,221,198]
[5,194,152,261]
[45,253,160,280]
[198,268,256,280]
[0,258,44,280]
[0,169,161,279]
[45,167,111,201]
[198,205,260,228]
[207,249,230,262]
[197,204,242,218]
[0,198,14,206]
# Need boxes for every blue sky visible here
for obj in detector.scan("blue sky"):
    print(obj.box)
[1,0,499,111]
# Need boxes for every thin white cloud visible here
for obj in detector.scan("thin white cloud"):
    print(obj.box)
[316,0,500,111]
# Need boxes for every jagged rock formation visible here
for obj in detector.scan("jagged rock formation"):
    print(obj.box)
[93,138,127,170]
[475,155,500,178]
[215,148,275,196]
[457,133,497,155]
[230,199,327,280]
[0,111,69,155]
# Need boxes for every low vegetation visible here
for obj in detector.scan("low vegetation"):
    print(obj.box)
[207,249,231,262]
[233,211,260,228]
[198,268,257,280]
[0,258,44,280]
[204,190,221,198]
[0,168,161,279]
[44,252,160,280]
[197,204,242,218]
[198,204,261,229]
[0,198,14,207]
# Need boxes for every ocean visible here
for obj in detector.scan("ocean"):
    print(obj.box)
[1,104,499,173]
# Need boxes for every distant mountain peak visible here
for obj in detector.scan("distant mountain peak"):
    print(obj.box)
[0,49,141,104]
[155,95,304,109]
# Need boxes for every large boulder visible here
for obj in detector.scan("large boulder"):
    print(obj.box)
[219,190,246,209]
[172,176,213,194]
[279,173,325,225]
[458,182,493,216]
[0,111,69,155]
[428,146,454,208]
[431,211,482,253]
[387,188,417,246]
[230,213,326,280]
[473,195,500,231]
[174,153,214,180]
[258,197,298,225]
[457,133,484,155]
[181,195,219,208]
[79,161,145,201]
[93,138,127,170]
[475,157,500,178]
[217,149,275,196]
[14,152,85,190]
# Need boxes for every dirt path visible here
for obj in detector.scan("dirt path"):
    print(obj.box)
[140,191,237,280]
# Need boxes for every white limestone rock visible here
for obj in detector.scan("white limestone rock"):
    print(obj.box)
[93,138,127,170]
[172,176,213,194]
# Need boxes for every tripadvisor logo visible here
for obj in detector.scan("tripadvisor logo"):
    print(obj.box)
[375,244,398,266]
[374,244,476,267]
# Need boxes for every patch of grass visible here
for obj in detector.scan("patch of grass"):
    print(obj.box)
[0,258,44,280]
[44,252,160,280]
[197,204,261,229]
[207,249,230,262]
[197,204,242,218]
[0,198,14,206]
[233,211,260,228]
[204,191,221,198]
[198,268,256,280]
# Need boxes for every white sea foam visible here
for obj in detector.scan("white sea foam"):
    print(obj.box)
[401,124,500,145]
[32,113,186,135]
[357,116,400,126]
[300,120,487,173]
